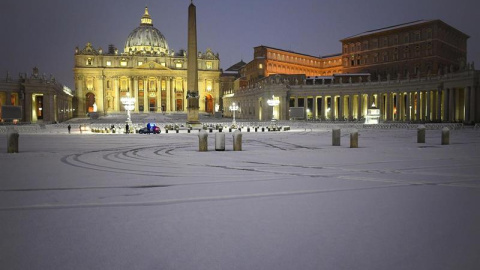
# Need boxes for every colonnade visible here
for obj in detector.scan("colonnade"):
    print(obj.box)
[289,86,476,123]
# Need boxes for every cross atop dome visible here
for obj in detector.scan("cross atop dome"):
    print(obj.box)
[140,6,153,26]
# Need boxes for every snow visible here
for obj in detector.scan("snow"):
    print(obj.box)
[1,116,479,269]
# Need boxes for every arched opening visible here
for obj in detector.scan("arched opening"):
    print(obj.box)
[86,93,95,113]
[205,94,213,113]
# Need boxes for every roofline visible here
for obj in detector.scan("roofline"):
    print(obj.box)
[255,45,323,60]
[341,19,470,42]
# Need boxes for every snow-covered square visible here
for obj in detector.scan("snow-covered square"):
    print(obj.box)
[1,119,479,269]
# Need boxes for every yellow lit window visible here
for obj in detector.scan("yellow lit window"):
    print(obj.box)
[161,80,166,91]
[175,62,182,68]
[138,61,143,66]
[206,80,212,91]
[161,62,166,66]
[258,63,263,69]
[86,58,93,66]
[106,61,112,66]
[120,58,127,67]
[206,61,213,69]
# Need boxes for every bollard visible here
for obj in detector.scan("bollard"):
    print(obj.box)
[176,129,179,133]
[233,130,242,151]
[229,128,232,133]
[350,129,358,148]
[247,127,250,132]
[255,127,258,132]
[441,127,450,145]
[198,130,208,152]
[166,129,168,133]
[7,130,19,153]
[262,127,265,132]
[219,127,223,132]
[332,127,341,146]
[188,128,191,133]
[215,132,225,151]
[417,125,426,143]
[209,128,213,133]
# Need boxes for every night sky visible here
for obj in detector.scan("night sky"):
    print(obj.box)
[1,0,478,89]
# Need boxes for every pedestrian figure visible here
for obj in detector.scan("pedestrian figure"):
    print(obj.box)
[125,123,130,134]
[79,125,83,134]
[67,124,71,134]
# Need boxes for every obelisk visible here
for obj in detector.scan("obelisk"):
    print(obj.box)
[187,1,200,124]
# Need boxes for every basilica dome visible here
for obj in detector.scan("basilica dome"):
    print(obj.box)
[124,7,169,55]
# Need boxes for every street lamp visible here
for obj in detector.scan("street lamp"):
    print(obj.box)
[267,95,280,120]
[120,93,135,124]
[229,102,239,126]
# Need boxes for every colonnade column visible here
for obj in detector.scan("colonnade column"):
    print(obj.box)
[134,77,139,112]
[114,78,120,111]
[143,80,148,112]
[320,95,325,120]
[338,94,344,120]
[348,95,353,121]
[357,93,362,120]
[312,96,317,120]
[166,78,171,112]
[448,88,455,121]
[469,86,476,123]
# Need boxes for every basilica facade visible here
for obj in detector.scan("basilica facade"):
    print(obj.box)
[73,7,221,117]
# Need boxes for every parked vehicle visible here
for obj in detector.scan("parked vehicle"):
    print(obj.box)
[138,125,160,134]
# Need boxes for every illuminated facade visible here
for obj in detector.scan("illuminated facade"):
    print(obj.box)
[0,67,73,123]
[73,7,221,117]
[224,20,479,123]
[242,46,342,86]
[341,20,468,79]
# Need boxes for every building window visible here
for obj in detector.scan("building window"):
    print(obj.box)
[161,80,166,91]
[258,63,263,69]
[86,58,93,66]
[106,80,110,89]
[138,80,144,90]
[175,62,182,68]
[138,61,143,66]
[415,31,421,41]
[403,46,410,58]
[206,61,213,69]
[404,34,410,43]
[106,61,112,66]
[120,59,127,66]
[161,62,166,67]
[206,80,212,91]
[426,29,433,39]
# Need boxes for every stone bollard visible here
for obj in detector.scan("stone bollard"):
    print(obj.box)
[176,129,179,133]
[441,127,450,145]
[350,129,358,148]
[255,127,258,132]
[247,127,250,132]
[262,127,265,132]
[233,130,242,151]
[332,127,341,146]
[7,130,19,153]
[215,132,225,151]
[198,130,208,152]
[165,129,168,133]
[417,125,426,143]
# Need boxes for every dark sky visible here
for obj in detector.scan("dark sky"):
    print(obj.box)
[1,0,478,89]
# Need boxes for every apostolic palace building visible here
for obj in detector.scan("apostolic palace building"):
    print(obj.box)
[73,7,221,117]
[223,20,479,124]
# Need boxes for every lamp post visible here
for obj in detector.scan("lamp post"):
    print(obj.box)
[229,102,239,126]
[267,95,280,120]
[120,93,135,124]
